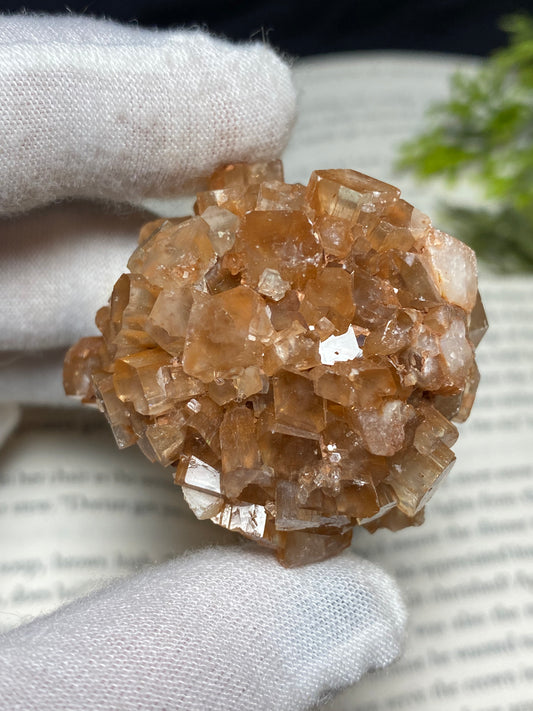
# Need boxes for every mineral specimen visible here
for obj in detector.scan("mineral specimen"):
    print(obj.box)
[64,161,487,567]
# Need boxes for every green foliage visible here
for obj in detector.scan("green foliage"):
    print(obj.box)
[398,14,533,270]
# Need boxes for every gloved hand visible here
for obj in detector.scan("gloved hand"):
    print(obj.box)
[0,14,406,710]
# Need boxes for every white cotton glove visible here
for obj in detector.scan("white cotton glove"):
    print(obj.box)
[0,14,295,215]
[0,548,405,711]
[0,14,407,710]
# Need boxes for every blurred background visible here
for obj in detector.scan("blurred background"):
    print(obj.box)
[1,0,532,56]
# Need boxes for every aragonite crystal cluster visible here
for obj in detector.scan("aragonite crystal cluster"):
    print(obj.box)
[64,161,487,567]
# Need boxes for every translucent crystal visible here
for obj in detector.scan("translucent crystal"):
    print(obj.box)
[232,365,264,401]
[64,160,485,567]
[175,454,222,494]
[369,250,442,310]
[257,268,290,301]
[433,361,481,423]
[182,486,224,520]
[207,378,238,406]
[367,221,415,252]
[63,336,106,403]
[204,260,242,295]
[263,321,320,375]
[300,267,355,334]
[356,483,396,525]
[182,286,272,383]
[455,361,481,423]
[222,466,273,501]
[211,502,269,540]
[195,185,257,217]
[92,372,136,449]
[256,181,306,211]
[200,206,239,256]
[233,210,322,290]
[333,470,381,520]
[144,288,193,356]
[413,403,459,453]
[422,229,478,311]
[312,364,359,408]
[275,479,351,531]
[363,503,425,533]
[219,406,260,473]
[315,215,354,259]
[278,529,352,567]
[468,290,489,347]
[363,309,420,357]
[268,290,303,331]
[386,406,458,517]
[208,160,283,189]
[113,349,176,416]
[274,370,326,437]
[108,273,160,339]
[358,400,414,457]
[138,217,189,247]
[145,408,188,466]
[258,428,321,477]
[195,160,284,218]
[128,217,216,290]
[351,265,401,328]
[387,443,456,517]
[307,169,400,222]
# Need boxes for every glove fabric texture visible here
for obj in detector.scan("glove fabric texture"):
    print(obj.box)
[0,548,406,711]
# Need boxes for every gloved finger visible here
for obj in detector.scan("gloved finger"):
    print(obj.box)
[0,349,74,405]
[0,403,20,447]
[0,14,296,216]
[0,546,406,711]
[0,202,155,352]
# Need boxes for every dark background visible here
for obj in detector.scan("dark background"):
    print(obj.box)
[1,0,532,56]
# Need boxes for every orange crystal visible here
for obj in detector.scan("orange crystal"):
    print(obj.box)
[64,161,487,567]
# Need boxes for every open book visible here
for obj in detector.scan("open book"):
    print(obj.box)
[1,53,532,710]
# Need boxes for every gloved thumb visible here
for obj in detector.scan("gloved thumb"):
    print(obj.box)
[0,546,406,710]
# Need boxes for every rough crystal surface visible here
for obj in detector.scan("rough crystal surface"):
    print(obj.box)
[64,161,486,567]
